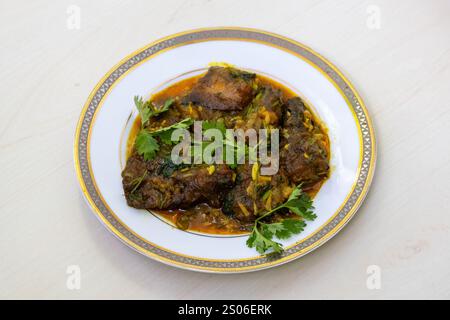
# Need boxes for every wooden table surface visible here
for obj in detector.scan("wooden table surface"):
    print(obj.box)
[1,0,449,299]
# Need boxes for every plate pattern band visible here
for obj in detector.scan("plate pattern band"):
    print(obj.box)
[76,28,375,271]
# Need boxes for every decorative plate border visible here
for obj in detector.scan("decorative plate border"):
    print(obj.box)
[74,27,376,273]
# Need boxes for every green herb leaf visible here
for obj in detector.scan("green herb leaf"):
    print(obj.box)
[262,219,306,240]
[134,95,174,128]
[134,96,152,127]
[247,219,305,254]
[149,118,193,135]
[151,117,193,146]
[284,190,316,221]
[157,130,174,145]
[162,98,175,112]
[135,130,159,161]
[246,185,316,254]
[202,120,226,136]
[134,118,193,161]
[246,227,283,254]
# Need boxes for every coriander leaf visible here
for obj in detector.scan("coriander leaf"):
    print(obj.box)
[262,219,306,240]
[149,118,193,134]
[247,227,283,254]
[285,201,316,220]
[135,130,159,161]
[161,98,175,112]
[261,222,283,239]
[134,118,193,161]
[134,96,152,127]
[150,97,174,118]
[202,120,226,137]
[246,229,257,247]
[150,118,193,146]
[287,184,303,201]
[157,130,175,145]
[281,218,306,234]
[134,96,174,128]
[246,185,316,254]
[284,187,316,221]
[146,117,194,144]
[255,186,315,222]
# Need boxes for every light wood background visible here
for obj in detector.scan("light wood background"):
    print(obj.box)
[1,0,449,299]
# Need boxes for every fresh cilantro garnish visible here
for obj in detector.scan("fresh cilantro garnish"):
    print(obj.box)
[135,118,193,161]
[261,219,306,240]
[246,226,283,254]
[134,95,174,127]
[202,120,226,136]
[246,218,306,254]
[150,118,194,134]
[135,131,159,161]
[153,117,194,145]
[157,130,173,145]
[134,96,152,127]
[161,98,175,112]
[133,95,191,161]
[283,188,317,220]
[246,184,316,254]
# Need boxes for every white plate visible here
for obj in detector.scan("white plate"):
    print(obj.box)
[74,27,376,273]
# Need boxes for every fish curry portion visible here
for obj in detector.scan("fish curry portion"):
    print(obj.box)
[122,66,330,235]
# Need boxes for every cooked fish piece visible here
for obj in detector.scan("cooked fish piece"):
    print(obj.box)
[171,165,235,208]
[283,97,307,129]
[281,132,329,186]
[122,154,235,210]
[186,67,255,111]
[280,97,329,188]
